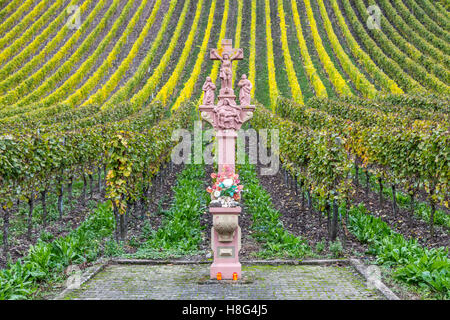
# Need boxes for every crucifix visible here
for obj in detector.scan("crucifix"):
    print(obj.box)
[201,39,254,173]
[199,39,255,280]
[210,39,243,95]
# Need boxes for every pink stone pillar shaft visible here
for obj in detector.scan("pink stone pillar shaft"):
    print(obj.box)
[210,207,241,279]
[211,129,241,280]
[217,130,237,174]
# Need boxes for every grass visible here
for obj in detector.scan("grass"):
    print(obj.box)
[0,201,115,300]
[294,0,335,98]
[346,203,449,299]
[308,0,357,96]
[129,164,209,258]
[356,168,450,230]
[234,0,251,91]
[239,160,312,259]
[269,0,292,100]
[1,171,104,254]
[168,0,216,107]
[282,0,316,102]
[254,0,270,107]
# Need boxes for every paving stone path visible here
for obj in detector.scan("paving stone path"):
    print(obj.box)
[59,264,384,300]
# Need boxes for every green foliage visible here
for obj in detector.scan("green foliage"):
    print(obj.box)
[135,164,208,255]
[104,239,125,257]
[414,203,450,229]
[0,0,448,300]
[140,220,153,240]
[375,0,449,84]
[0,261,36,300]
[252,101,352,206]
[395,253,450,299]
[239,162,311,259]
[347,204,450,297]
[315,240,326,254]
[340,0,421,92]
[126,248,201,260]
[0,201,114,300]
[274,96,449,209]
[329,240,343,258]
[360,168,450,230]
[0,0,101,96]
[104,103,194,221]
[38,230,54,243]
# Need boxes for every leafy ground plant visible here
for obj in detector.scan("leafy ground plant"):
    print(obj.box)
[130,164,209,258]
[347,203,449,298]
[0,201,114,299]
[329,240,343,258]
[239,161,311,259]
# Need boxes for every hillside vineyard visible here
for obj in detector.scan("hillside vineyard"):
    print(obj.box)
[0,0,448,300]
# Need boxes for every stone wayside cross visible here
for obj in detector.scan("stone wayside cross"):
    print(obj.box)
[199,39,255,280]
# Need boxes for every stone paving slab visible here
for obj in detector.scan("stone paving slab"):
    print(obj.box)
[60,264,384,300]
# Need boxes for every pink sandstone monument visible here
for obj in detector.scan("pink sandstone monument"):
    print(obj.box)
[200,39,255,280]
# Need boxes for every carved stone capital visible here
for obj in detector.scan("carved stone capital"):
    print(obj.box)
[213,214,238,242]
[200,111,214,126]
[242,111,253,123]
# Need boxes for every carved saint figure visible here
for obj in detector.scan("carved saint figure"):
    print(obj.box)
[238,74,252,106]
[210,48,243,92]
[214,98,243,130]
[202,76,216,105]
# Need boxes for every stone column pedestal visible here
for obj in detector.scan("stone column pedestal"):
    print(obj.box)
[210,206,241,279]
[216,130,237,173]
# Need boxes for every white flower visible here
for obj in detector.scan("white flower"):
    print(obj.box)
[214,190,221,198]
[0,134,13,140]
[223,179,233,188]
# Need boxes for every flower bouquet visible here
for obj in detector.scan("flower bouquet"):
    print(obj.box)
[206,165,243,207]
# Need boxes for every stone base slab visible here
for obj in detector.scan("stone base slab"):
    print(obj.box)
[210,262,242,280]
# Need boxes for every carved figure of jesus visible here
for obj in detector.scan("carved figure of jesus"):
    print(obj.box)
[202,76,216,105]
[238,74,252,106]
[210,48,243,91]
[214,99,243,129]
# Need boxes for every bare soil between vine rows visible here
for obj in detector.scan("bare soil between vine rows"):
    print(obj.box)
[351,183,450,250]
[255,164,370,259]
[122,163,186,255]
[0,192,101,269]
